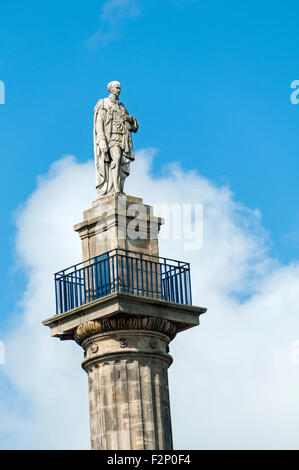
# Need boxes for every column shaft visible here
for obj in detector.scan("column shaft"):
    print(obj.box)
[78,325,174,450]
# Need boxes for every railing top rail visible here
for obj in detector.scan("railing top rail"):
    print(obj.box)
[55,248,190,277]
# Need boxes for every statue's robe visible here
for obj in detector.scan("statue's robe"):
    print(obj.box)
[94,97,139,195]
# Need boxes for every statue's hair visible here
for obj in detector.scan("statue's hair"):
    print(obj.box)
[107,81,121,92]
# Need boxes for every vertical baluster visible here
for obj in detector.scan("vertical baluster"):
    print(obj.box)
[70,272,73,309]
[95,259,98,299]
[94,261,97,299]
[70,273,73,309]
[73,272,76,308]
[103,259,106,296]
[87,264,91,303]
[178,262,183,304]
[98,259,102,298]
[66,275,70,310]
[155,262,158,299]
[72,273,75,307]
[145,260,148,296]
[91,262,95,300]
[171,267,175,302]
[136,257,139,296]
[183,267,188,304]
[188,264,192,305]
[55,275,58,315]
[150,260,153,298]
[174,266,179,302]
[82,267,86,304]
[112,254,115,293]
[115,250,119,292]
[121,255,124,293]
[174,267,178,302]
[164,260,168,301]
[59,278,63,314]
[78,269,82,306]
[140,254,144,297]
[125,253,129,294]
[160,262,163,300]
[170,266,174,302]
[130,256,134,294]
[63,272,67,313]
[73,266,77,308]
[166,266,170,302]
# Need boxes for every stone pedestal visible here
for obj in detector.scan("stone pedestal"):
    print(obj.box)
[74,193,164,260]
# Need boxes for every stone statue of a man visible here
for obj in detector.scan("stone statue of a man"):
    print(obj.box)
[94,81,139,197]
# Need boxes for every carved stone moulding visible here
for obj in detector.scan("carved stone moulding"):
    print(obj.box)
[74,314,177,345]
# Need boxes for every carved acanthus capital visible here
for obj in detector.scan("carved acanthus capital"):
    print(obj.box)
[74,315,177,345]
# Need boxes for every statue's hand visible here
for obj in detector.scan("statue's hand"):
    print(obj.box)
[99,139,108,153]
[121,112,130,122]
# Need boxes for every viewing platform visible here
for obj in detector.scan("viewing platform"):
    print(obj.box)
[55,249,193,315]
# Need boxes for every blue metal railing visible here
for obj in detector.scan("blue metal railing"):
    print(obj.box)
[54,249,192,315]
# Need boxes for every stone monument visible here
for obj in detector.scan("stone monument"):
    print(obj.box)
[94,80,139,197]
[43,81,206,450]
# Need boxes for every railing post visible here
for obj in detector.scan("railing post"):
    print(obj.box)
[63,271,67,313]
[55,274,59,315]
[188,263,192,305]
[160,262,163,300]
[163,258,168,301]
[74,265,78,308]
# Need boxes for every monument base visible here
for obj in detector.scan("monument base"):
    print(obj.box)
[74,193,164,260]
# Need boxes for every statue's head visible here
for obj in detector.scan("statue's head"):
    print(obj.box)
[107,81,121,97]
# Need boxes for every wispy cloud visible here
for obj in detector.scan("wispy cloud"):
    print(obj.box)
[101,0,141,23]
[87,0,141,49]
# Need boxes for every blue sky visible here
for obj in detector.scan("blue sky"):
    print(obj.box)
[1,0,298,264]
[0,0,299,449]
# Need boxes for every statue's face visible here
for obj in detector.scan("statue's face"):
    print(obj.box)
[110,83,121,97]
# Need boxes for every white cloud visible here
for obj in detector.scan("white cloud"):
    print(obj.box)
[1,149,299,449]
[87,0,141,48]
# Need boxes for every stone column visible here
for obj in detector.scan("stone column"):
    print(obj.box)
[43,192,207,450]
[74,316,176,450]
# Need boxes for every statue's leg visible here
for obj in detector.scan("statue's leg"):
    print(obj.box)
[110,146,122,193]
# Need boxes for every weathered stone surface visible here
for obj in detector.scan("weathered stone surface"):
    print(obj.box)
[43,291,206,449]
[74,315,177,345]
[81,329,173,450]
[43,291,206,339]
[74,193,163,260]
